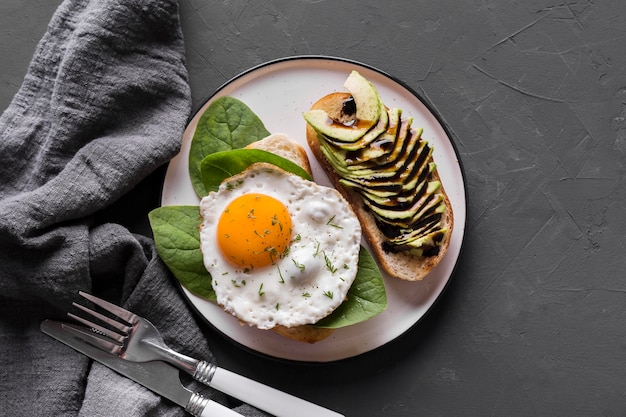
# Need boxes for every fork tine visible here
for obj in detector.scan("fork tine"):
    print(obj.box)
[78,291,137,324]
[71,301,132,334]
[67,309,127,344]
[61,322,124,355]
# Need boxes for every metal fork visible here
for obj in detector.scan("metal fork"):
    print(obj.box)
[66,291,343,417]
[68,291,213,382]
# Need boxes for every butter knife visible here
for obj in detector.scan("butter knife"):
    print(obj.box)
[40,320,242,417]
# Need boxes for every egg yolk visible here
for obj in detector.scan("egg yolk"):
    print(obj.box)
[217,193,293,270]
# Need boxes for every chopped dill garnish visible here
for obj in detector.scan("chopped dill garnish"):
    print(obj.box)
[266,246,279,264]
[326,215,343,229]
[271,214,283,231]
[313,241,321,257]
[323,251,337,273]
[292,258,305,272]
[225,179,244,190]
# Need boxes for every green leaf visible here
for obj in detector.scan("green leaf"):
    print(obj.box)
[149,204,387,328]
[201,149,313,193]
[154,94,388,329]
[314,247,387,329]
[189,97,271,197]
[148,206,216,301]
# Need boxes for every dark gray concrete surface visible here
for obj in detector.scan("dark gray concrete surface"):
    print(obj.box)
[3,1,626,415]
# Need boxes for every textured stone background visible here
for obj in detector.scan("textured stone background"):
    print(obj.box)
[2,1,626,415]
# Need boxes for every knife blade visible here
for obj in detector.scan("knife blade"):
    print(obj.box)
[40,320,242,417]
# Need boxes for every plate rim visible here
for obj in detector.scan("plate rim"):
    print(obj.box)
[165,54,468,363]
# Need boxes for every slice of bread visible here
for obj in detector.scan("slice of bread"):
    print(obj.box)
[272,325,335,344]
[243,133,334,343]
[306,92,454,281]
[245,132,311,174]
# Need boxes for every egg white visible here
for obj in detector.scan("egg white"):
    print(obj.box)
[199,165,362,330]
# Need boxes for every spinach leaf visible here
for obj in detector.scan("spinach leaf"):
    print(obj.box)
[149,203,387,328]
[314,247,387,329]
[148,206,216,301]
[201,149,312,193]
[189,97,271,197]
[153,95,388,329]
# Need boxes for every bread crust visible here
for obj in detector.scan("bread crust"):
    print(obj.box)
[245,132,311,174]
[306,93,454,281]
[272,324,334,343]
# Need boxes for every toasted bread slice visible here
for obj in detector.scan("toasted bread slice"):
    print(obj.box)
[245,132,311,174]
[243,133,334,343]
[306,92,454,281]
[272,325,335,344]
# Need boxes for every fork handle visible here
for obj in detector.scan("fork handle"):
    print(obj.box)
[187,392,243,417]
[192,360,216,385]
[207,365,344,417]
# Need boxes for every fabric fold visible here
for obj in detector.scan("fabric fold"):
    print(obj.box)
[0,0,268,415]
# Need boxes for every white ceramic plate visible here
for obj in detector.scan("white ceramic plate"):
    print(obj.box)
[161,56,466,362]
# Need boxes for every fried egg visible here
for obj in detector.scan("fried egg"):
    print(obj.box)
[199,164,362,330]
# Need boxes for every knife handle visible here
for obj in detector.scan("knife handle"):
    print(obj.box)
[187,392,243,417]
[209,366,344,417]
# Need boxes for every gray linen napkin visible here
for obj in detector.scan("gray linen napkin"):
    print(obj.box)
[0,1,267,416]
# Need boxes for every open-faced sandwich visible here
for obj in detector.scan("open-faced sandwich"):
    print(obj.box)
[149,98,387,344]
[303,71,454,281]
[198,134,363,343]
